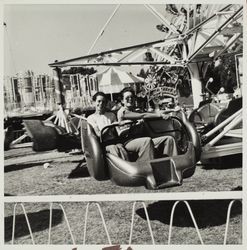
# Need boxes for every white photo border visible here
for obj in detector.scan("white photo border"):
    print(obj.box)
[1,0,246,249]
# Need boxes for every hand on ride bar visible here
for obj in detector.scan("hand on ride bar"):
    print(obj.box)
[156,106,181,120]
[160,113,170,120]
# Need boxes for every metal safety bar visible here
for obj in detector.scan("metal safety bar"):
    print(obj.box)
[205,112,242,149]
[204,108,242,138]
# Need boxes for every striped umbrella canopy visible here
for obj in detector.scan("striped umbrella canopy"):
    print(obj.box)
[95,67,144,94]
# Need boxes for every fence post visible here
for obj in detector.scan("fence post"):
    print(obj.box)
[168,200,204,245]
[224,199,242,245]
[48,202,75,245]
[83,202,112,245]
[11,203,35,245]
[129,201,155,245]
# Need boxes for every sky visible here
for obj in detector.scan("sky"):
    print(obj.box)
[3,4,166,76]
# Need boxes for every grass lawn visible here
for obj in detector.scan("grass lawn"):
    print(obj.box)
[4,148,242,196]
[4,147,242,245]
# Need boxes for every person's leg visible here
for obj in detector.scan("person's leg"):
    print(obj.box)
[152,135,178,157]
[124,137,154,162]
[105,144,129,160]
[116,143,129,160]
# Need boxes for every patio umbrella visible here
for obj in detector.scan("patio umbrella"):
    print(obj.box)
[96,67,144,95]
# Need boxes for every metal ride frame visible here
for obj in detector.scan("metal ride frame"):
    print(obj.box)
[8,5,244,156]
[201,108,242,160]
[48,4,243,160]
[5,4,243,245]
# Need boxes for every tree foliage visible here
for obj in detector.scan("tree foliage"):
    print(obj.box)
[62,67,97,75]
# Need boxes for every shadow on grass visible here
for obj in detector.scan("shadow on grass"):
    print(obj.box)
[5,209,63,242]
[136,200,242,228]
[68,160,89,179]
[4,160,52,173]
[201,154,242,170]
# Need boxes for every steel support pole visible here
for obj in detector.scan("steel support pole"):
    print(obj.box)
[213,33,242,60]
[87,5,120,55]
[50,62,185,68]
[188,63,203,108]
[204,109,242,138]
[205,114,242,149]
[53,67,65,106]
[186,5,231,37]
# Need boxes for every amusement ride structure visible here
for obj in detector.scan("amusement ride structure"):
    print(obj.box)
[48,4,243,164]
[4,4,243,187]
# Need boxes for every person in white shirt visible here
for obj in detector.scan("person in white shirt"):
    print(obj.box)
[87,92,128,160]
[87,92,155,162]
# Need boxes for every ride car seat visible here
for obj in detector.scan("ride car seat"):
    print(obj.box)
[188,103,221,133]
[23,120,81,152]
[214,97,242,126]
[80,114,200,189]
[80,119,109,180]
[106,141,196,189]
[23,120,58,151]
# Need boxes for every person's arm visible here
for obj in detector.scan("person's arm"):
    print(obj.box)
[116,109,135,136]
[123,110,170,120]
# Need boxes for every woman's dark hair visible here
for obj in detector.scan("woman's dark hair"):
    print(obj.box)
[119,87,135,100]
[92,91,107,101]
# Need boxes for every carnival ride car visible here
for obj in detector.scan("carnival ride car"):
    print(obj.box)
[23,108,201,189]
[188,79,242,163]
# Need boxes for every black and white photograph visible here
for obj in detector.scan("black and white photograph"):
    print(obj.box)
[1,1,245,248]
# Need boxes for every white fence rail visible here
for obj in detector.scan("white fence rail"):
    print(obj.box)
[7,198,242,245]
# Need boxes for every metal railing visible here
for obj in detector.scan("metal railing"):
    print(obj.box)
[8,199,242,245]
